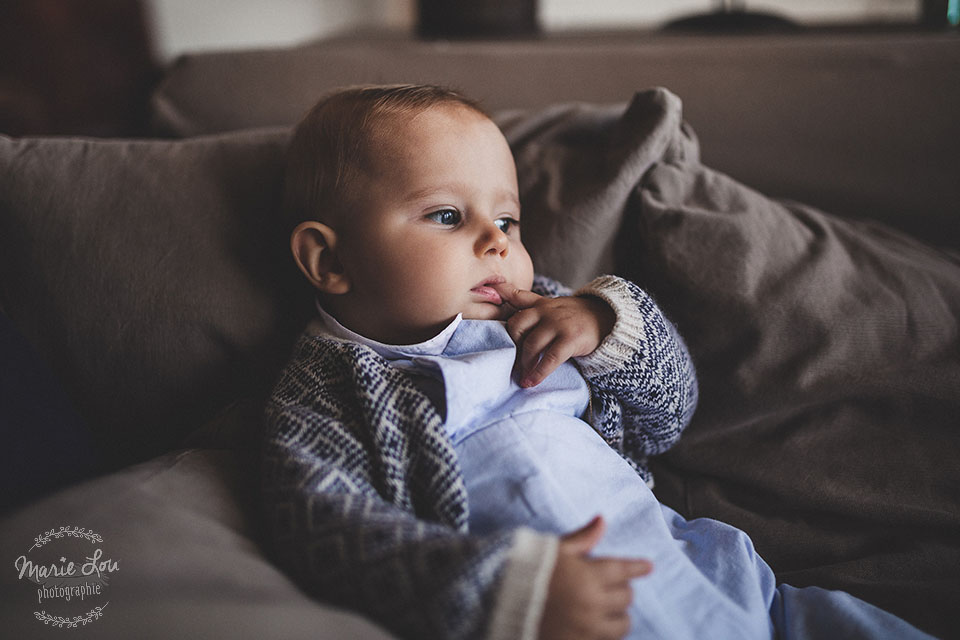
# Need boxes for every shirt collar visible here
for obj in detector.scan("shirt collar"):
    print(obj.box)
[307,298,462,359]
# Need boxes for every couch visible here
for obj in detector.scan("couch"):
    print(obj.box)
[2,30,958,639]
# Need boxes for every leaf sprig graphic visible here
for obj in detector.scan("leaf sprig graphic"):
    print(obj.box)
[30,526,103,551]
[34,603,109,628]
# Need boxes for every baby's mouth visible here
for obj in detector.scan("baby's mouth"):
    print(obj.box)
[471,275,506,305]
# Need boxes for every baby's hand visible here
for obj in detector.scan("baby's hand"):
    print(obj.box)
[539,516,652,640]
[493,283,616,387]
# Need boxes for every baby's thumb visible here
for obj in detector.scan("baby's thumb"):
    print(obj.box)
[560,515,605,555]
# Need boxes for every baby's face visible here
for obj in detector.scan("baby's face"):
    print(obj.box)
[333,104,534,344]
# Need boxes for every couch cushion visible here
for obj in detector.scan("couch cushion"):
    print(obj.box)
[0,311,100,512]
[628,157,960,639]
[0,448,395,639]
[0,129,312,467]
[498,89,696,288]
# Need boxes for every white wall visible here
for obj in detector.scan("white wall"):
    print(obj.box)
[146,0,412,61]
[542,0,918,29]
[146,0,921,62]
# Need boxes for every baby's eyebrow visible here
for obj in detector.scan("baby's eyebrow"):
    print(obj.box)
[401,185,447,202]
[402,183,520,209]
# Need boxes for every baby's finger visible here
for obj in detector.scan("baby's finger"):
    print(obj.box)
[505,306,540,344]
[598,612,632,640]
[626,559,653,578]
[595,558,654,584]
[604,585,634,612]
[518,326,555,373]
[492,282,542,310]
[520,340,576,388]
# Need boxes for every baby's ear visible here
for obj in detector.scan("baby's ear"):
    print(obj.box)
[290,221,350,294]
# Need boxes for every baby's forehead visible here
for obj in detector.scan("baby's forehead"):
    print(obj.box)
[377,109,505,165]
[367,103,492,143]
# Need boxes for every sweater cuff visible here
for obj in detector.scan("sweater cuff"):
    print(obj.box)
[574,275,648,378]
[486,528,558,640]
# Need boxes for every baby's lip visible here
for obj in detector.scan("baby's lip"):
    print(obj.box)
[471,275,506,304]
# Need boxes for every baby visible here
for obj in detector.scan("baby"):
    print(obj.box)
[261,84,932,640]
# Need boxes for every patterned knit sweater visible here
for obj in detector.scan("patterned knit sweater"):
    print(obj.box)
[261,275,698,640]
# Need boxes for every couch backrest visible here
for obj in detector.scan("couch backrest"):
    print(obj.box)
[0,129,306,466]
[151,31,960,247]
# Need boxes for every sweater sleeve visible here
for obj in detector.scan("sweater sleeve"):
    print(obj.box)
[261,337,557,640]
[531,273,573,298]
[573,275,699,480]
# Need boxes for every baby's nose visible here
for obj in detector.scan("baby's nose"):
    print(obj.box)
[477,226,509,257]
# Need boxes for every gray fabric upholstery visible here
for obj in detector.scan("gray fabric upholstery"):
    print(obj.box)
[497,89,698,288]
[0,448,395,639]
[0,129,307,466]
[2,85,957,638]
[628,159,960,639]
[150,32,960,249]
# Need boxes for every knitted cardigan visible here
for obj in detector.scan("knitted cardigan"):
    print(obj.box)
[261,275,698,640]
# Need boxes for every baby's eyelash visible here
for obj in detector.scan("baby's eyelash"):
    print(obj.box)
[424,209,519,233]
[426,209,462,226]
[495,217,521,233]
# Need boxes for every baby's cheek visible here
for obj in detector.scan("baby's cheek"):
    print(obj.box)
[515,254,535,291]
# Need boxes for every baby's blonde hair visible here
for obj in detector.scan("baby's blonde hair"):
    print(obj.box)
[282,84,485,231]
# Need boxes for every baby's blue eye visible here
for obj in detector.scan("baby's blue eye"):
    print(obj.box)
[427,209,462,226]
[495,218,520,233]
